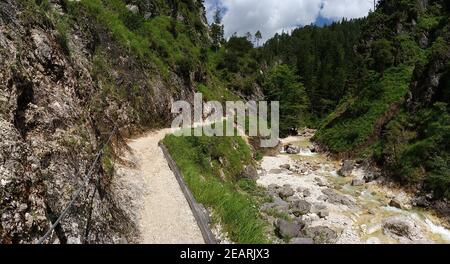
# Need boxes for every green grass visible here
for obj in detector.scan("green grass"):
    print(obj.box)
[162,133,269,244]
[381,103,450,197]
[73,0,205,77]
[196,83,238,102]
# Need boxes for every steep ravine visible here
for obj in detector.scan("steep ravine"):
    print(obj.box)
[257,132,450,244]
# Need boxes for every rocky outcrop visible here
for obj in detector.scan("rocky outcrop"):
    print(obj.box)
[241,165,258,180]
[302,226,339,244]
[389,199,403,209]
[278,185,295,200]
[408,36,450,110]
[274,219,301,239]
[351,179,365,186]
[291,200,312,217]
[382,216,426,242]
[284,144,300,154]
[321,189,356,208]
[0,0,208,243]
[338,160,354,177]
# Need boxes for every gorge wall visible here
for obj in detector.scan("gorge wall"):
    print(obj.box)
[0,0,209,244]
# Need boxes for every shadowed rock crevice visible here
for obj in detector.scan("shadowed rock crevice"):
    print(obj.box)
[44,203,68,244]
[12,74,34,138]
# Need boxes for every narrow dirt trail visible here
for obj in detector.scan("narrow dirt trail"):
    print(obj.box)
[126,128,204,244]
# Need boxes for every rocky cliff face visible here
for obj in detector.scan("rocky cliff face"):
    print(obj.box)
[0,0,209,243]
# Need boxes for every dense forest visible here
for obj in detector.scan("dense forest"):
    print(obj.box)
[262,19,363,120]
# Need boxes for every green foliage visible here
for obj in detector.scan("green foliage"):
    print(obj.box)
[263,65,310,136]
[262,19,363,117]
[315,66,413,153]
[417,14,442,31]
[382,103,450,197]
[210,7,225,51]
[51,8,71,55]
[101,144,115,177]
[394,34,426,65]
[79,0,149,58]
[196,84,237,102]
[209,35,262,98]
[75,0,204,76]
[372,39,395,73]
[163,134,269,243]
[53,0,238,134]
[217,36,257,73]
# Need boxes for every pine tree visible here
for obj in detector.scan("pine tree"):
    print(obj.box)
[255,30,262,47]
[245,32,253,43]
[210,7,225,51]
[264,65,310,136]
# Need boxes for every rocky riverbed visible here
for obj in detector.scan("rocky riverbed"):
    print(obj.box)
[257,133,450,244]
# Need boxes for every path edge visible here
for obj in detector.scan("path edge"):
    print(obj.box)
[158,142,217,244]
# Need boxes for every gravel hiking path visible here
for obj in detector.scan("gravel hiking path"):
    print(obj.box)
[126,128,204,244]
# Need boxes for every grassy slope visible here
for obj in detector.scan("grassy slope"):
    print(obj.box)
[315,66,414,154]
[162,134,269,244]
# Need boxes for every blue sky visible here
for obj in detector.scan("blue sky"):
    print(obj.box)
[205,0,377,43]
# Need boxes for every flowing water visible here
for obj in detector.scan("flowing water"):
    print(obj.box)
[258,135,450,244]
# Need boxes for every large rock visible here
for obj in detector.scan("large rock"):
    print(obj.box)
[382,216,425,241]
[126,4,139,14]
[351,178,365,186]
[310,203,327,214]
[278,185,295,200]
[389,195,412,210]
[241,165,258,180]
[268,169,283,174]
[321,189,356,208]
[31,29,52,64]
[284,144,300,154]
[338,160,354,177]
[363,170,380,182]
[291,200,312,217]
[302,226,339,244]
[268,184,280,196]
[275,219,301,239]
[261,197,290,213]
[389,199,403,209]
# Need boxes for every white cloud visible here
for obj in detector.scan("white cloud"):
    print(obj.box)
[205,0,375,43]
[220,0,322,42]
[320,0,374,19]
